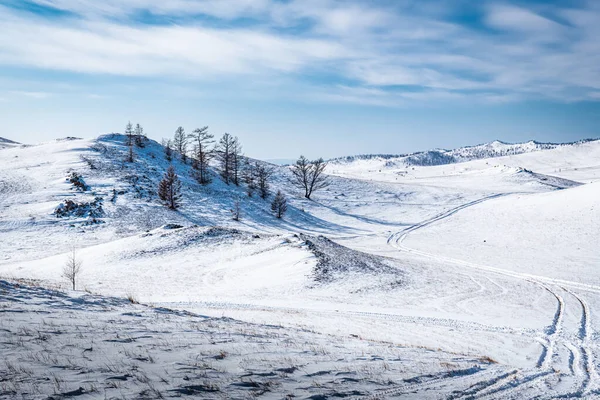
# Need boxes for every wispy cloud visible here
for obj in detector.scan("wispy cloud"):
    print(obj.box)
[1,0,599,104]
[10,90,53,99]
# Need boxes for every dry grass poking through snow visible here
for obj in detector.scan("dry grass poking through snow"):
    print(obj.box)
[0,280,495,399]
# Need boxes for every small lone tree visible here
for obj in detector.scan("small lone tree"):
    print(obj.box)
[271,190,287,219]
[231,199,241,221]
[158,165,182,210]
[63,249,83,290]
[290,156,328,199]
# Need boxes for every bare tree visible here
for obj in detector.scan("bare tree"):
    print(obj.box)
[242,161,256,197]
[158,165,182,210]
[188,126,213,184]
[290,156,329,199]
[134,123,146,147]
[242,161,273,199]
[191,144,199,170]
[125,122,134,162]
[255,162,274,199]
[216,133,234,184]
[173,126,187,163]
[271,190,288,219]
[63,249,83,290]
[126,145,134,163]
[231,198,241,221]
[231,137,242,186]
[290,156,310,198]
[308,158,329,197]
[125,121,134,146]
[161,138,173,162]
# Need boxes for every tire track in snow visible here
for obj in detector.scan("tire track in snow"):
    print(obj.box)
[475,370,554,399]
[349,366,499,400]
[386,194,595,398]
[386,194,507,247]
[158,300,536,336]
[447,369,519,399]
[564,342,581,377]
[533,282,564,370]
[389,195,600,295]
[562,287,596,395]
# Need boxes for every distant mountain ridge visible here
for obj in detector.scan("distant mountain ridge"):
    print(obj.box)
[330,138,600,167]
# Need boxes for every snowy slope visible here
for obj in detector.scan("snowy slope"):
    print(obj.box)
[0,135,335,264]
[2,133,600,398]
[402,182,600,285]
[3,280,505,400]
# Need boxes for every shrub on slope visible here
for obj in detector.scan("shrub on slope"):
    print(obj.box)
[300,234,404,291]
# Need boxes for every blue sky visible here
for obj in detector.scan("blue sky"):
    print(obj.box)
[0,0,599,158]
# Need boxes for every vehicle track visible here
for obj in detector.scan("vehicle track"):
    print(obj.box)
[533,282,564,369]
[157,300,537,336]
[386,194,507,246]
[349,366,501,400]
[386,194,596,398]
[562,287,596,395]
[388,195,600,295]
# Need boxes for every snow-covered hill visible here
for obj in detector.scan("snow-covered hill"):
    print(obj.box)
[2,133,600,398]
[331,138,599,167]
[401,181,600,285]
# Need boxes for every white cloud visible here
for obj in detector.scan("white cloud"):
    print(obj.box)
[25,0,273,19]
[0,7,349,77]
[485,4,564,33]
[0,1,599,103]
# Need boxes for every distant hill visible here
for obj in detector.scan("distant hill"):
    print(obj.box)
[330,138,600,167]
[0,137,21,149]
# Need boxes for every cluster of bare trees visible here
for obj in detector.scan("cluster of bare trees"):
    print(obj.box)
[148,125,329,219]
[162,127,242,187]
[243,161,274,199]
[124,121,147,162]
[215,133,242,185]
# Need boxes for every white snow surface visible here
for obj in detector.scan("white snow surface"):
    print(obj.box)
[1,135,600,398]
